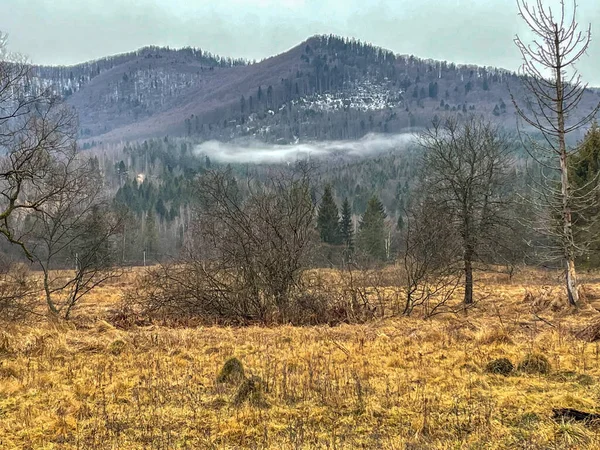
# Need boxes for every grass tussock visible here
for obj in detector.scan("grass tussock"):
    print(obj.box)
[485,358,514,376]
[2,269,600,448]
[518,353,552,375]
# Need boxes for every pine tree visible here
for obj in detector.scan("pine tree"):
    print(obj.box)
[144,211,159,257]
[357,196,387,261]
[569,121,600,265]
[339,198,354,251]
[317,184,340,244]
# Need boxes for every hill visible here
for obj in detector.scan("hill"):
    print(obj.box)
[32,35,600,144]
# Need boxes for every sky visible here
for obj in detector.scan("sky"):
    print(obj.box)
[1,0,599,86]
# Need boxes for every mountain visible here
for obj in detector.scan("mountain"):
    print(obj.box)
[32,35,600,144]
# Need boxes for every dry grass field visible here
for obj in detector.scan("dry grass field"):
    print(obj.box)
[3,269,600,449]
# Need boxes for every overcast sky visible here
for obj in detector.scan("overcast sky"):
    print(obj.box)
[1,0,599,85]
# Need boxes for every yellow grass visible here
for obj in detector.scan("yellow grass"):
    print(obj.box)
[2,269,600,449]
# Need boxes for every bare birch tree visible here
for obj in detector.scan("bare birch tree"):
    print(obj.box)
[512,0,600,306]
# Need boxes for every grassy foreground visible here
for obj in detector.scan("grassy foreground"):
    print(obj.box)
[3,270,600,448]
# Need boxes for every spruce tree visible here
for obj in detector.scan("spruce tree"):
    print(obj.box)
[569,121,600,265]
[339,198,354,250]
[357,196,387,261]
[144,211,159,257]
[317,184,340,244]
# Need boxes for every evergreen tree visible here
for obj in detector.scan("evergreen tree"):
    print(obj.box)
[317,184,340,244]
[397,214,404,231]
[339,197,354,251]
[357,196,387,261]
[569,121,600,265]
[144,211,159,257]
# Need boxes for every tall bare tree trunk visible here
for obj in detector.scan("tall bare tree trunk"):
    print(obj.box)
[554,23,579,306]
[513,0,600,306]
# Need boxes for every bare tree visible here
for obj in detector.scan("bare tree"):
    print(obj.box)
[0,31,78,258]
[419,116,515,304]
[401,196,462,316]
[135,163,318,324]
[27,160,123,319]
[512,0,600,306]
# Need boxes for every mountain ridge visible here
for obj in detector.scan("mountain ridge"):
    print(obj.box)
[29,35,600,144]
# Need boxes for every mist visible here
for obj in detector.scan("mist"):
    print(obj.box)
[194,133,417,164]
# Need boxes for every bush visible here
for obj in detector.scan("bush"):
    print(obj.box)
[0,263,38,322]
[216,358,245,385]
[233,376,268,407]
[518,353,551,375]
[126,263,377,326]
[108,340,126,356]
[485,358,514,376]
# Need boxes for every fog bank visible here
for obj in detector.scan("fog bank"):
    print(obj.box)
[194,133,417,164]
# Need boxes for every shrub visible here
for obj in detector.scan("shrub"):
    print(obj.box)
[233,376,268,407]
[216,358,245,385]
[518,353,551,375]
[485,358,514,376]
[0,263,38,322]
[108,339,126,356]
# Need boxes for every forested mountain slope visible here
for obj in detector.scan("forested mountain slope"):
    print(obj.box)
[32,35,600,144]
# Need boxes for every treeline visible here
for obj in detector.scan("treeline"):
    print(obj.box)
[3,0,600,325]
[2,116,600,322]
[119,117,547,323]
[34,46,248,100]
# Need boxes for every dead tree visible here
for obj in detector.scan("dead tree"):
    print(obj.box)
[28,159,123,319]
[419,116,514,304]
[0,31,78,258]
[512,0,600,306]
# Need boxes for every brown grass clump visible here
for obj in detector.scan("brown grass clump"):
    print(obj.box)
[518,353,552,375]
[575,318,600,342]
[485,358,514,376]
[477,327,514,345]
[216,357,246,385]
[233,375,268,407]
[107,339,126,356]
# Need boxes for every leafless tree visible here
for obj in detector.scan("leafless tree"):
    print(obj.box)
[419,116,515,304]
[512,0,600,306]
[134,163,318,324]
[401,197,462,316]
[27,160,123,319]
[0,31,78,258]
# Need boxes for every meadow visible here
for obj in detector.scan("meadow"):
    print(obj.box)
[3,269,600,449]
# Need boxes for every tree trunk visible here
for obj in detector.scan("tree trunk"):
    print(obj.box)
[464,245,474,305]
[43,268,59,317]
[566,258,579,306]
[555,24,579,307]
